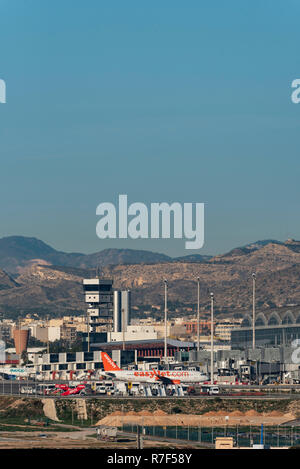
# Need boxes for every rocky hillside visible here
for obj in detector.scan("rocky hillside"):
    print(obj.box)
[0,239,300,318]
[103,241,300,312]
[0,270,19,291]
[0,236,191,274]
[0,264,86,316]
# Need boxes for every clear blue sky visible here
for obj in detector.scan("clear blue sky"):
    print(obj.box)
[0,0,300,256]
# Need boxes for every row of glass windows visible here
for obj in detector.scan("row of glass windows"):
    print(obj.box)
[42,362,103,371]
[83,284,112,292]
[231,327,300,348]
[49,352,96,363]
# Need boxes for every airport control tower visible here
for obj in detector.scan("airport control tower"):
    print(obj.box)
[82,278,132,351]
[83,278,114,333]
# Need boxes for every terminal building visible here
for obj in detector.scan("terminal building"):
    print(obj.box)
[231,310,300,350]
[31,339,196,380]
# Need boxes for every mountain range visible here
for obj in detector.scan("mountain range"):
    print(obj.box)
[0,236,211,275]
[0,235,300,318]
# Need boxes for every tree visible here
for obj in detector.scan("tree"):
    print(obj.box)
[21,350,29,365]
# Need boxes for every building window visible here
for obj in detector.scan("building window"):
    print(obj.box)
[50,354,59,363]
[84,352,94,362]
[59,364,68,370]
[76,363,86,370]
[66,353,76,362]
[42,365,51,371]
[99,285,111,292]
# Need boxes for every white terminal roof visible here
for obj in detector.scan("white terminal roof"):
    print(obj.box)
[5,347,46,353]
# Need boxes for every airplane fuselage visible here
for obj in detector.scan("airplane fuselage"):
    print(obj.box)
[103,369,208,384]
[0,367,30,378]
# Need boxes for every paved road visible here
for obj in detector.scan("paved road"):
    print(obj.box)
[1,380,300,400]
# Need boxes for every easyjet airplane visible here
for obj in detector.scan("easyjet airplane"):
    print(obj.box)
[101,352,209,385]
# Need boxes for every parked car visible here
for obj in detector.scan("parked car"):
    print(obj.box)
[96,385,107,395]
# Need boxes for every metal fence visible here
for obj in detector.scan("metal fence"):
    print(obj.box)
[122,424,300,447]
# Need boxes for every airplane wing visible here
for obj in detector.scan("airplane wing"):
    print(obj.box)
[104,371,117,378]
[151,368,180,385]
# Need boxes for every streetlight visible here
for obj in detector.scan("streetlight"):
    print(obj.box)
[252,273,256,350]
[18,317,21,365]
[87,310,90,353]
[197,277,200,353]
[210,293,214,385]
[164,279,168,363]
[47,315,50,355]
[122,308,125,352]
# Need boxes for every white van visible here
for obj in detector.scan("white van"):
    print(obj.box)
[209,386,220,395]
[96,385,107,395]
[201,385,220,395]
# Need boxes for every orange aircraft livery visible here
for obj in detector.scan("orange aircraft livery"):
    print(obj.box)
[101,352,208,384]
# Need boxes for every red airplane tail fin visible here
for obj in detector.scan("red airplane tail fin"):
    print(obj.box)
[101,352,121,372]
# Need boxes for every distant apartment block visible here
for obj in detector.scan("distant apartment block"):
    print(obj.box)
[107,325,157,342]
[60,325,77,342]
[215,320,242,341]
[184,319,214,335]
[0,322,13,342]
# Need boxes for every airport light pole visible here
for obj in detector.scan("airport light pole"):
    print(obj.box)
[18,317,21,365]
[47,315,50,355]
[197,277,200,352]
[87,310,90,353]
[252,273,256,350]
[122,308,125,352]
[210,293,214,385]
[164,279,168,363]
